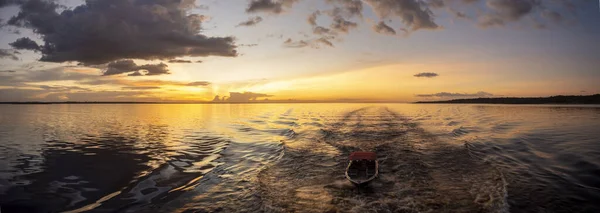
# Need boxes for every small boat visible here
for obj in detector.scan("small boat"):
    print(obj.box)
[345,152,379,185]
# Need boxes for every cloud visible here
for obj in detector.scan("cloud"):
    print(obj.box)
[373,21,396,35]
[103,60,170,76]
[316,37,334,47]
[541,10,562,23]
[214,92,272,102]
[246,0,299,14]
[128,71,144,77]
[9,37,40,51]
[364,0,439,31]
[237,16,263,27]
[0,49,19,60]
[38,85,91,92]
[308,10,320,25]
[416,91,494,98]
[122,86,161,90]
[2,67,97,85]
[168,59,193,63]
[428,0,445,8]
[478,0,538,27]
[326,0,363,17]
[414,72,439,78]
[283,38,310,48]
[330,15,358,33]
[239,43,259,47]
[186,81,211,86]
[0,0,21,7]
[313,26,334,35]
[283,37,333,48]
[6,0,237,65]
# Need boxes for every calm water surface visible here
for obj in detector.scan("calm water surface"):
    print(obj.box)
[0,104,598,212]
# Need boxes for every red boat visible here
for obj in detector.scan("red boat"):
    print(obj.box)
[345,152,379,185]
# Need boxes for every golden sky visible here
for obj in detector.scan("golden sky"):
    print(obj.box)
[0,0,599,102]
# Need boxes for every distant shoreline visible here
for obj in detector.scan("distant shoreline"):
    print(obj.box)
[1,94,599,105]
[415,94,600,105]
[0,101,406,105]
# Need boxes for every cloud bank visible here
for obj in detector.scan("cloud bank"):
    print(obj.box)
[4,0,237,65]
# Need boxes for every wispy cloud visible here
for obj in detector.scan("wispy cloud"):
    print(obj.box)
[373,21,396,35]
[237,16,264,27]
[122,86,161,90]
[414,72,439,78]
[168,59,193,63]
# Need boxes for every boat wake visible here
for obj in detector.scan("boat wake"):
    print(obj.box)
[258,106,508,212]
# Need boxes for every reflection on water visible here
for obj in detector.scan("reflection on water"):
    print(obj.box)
[0,104,598,212]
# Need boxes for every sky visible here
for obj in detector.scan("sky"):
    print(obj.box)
[0,0,598,102]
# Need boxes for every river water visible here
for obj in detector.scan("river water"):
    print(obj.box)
[0,104,598,212]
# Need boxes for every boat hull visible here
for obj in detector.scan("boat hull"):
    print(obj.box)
[345,160,379,185]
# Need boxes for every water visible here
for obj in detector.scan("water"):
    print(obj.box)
[0,104,598,213]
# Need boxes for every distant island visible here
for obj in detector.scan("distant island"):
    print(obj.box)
[416,94,600,104]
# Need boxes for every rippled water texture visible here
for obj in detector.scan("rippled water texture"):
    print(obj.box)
[0,104,598,212]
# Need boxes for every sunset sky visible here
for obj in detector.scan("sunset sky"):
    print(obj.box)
[0,0,598,102]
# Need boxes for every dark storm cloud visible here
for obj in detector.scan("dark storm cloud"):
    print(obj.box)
[416,91,494,98]
[223,92,272,102]
[0,0,21,7]
[137,63,170,76]
[103,60,170,76]
[373,21,396,35]
[246,0,299,14]
[414,72,439,78]
[168,59,193,63]
[364,0,439,31]
[0,49,19,60]
[9,37,40,51]
[6,0,237,65]
[237,16,263,27]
